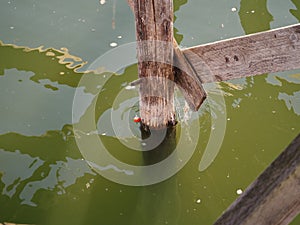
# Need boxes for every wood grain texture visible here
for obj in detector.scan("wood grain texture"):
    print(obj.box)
[131,0,176,128]
[173,39,206,111]
[183,23,300,83]
[214,134,300,225]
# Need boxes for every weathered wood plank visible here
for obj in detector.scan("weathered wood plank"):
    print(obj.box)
[131,0,176,128]
[214,134,300,225]
[183,23,300,83]
[173,39,206,111]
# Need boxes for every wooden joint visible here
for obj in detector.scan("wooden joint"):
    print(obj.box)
[173,39,207,111]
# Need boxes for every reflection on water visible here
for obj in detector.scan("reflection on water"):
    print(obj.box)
[239,0,273,34]
[291,0,300,21]
[0,0,300,224]
[0,148,94,207]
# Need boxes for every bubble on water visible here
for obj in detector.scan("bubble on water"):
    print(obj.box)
[231,7,237,12]
[236,189,243,195]
[196,199,201,204]
[110,42,118,47]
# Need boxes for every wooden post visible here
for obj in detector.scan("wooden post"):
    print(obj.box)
[213,134,300,225]
[128,0,207,125]
[131,0,176,129]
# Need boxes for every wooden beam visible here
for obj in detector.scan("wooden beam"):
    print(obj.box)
[183,23,300,83]
[173,39,206,111]
[131,0,176,128]
[214,134,300,225]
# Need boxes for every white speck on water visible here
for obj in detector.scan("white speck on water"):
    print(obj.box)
[251,10,255,13]
[91,28,96,32]
[10,26,14,30]
[221,23,224,28]
[100,0,106,5]
[227,118,231,121]
[101,132,106,136]
[272,110,276,114]
[236,189,243,195]
[291,127,295,131]
[53,10,56,14]
[196,199,201,204]
[125,85,135,90]
[59,72,65,75]
[141,143,147,146]
[105,188,109,191]
[119,212,123,216]
[231,7,237,12]
[110,42,118,47]
[86,183,90,189]
[117,35,122,39]
[227,173,230,178]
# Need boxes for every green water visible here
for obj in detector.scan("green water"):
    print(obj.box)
[0,0,300,224]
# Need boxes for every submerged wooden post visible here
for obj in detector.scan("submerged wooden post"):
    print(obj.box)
[214,134,300,225]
